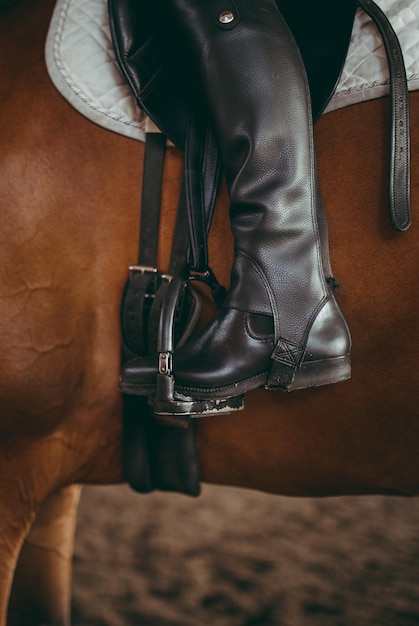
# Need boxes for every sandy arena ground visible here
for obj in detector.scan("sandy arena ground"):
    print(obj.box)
[72,483,419,625]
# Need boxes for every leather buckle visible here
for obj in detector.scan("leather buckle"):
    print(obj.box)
[122,266,170,358]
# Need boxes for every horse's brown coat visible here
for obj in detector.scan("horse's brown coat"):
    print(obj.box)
[0,0,418,623]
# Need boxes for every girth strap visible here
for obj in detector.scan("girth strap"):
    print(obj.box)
[358,0,411,232]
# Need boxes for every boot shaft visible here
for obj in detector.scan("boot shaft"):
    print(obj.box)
[169,0,329,338]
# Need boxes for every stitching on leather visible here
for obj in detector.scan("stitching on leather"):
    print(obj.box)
[175,371,268,394]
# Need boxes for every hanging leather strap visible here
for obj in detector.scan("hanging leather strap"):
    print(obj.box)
[138,132,167,266]
[358,0,411,231]
[121,123,222,497]
[121,132,202,496]
[121,132,166,358]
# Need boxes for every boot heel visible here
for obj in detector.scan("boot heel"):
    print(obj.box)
[287,356,351,391]
[267,355,351,391]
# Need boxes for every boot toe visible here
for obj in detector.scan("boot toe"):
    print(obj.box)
[120,355,158,395]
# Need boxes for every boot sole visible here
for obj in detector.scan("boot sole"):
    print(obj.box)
[119,356,351,399]
[176,356,351,398]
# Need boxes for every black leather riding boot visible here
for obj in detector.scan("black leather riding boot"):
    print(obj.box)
[122,0,351,399]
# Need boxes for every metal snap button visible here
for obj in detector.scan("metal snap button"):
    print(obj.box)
[219,10,235,24]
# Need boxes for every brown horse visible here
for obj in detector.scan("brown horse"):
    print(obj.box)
[0,0,418,624]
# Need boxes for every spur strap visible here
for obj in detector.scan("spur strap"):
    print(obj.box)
[358,0,411,231]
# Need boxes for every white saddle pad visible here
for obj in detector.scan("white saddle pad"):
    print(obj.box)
[45,0,419,143]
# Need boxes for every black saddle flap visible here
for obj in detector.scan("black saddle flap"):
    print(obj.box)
[108,0,358,149]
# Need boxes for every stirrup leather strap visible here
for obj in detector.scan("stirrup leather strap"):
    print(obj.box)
[358,0,411,231]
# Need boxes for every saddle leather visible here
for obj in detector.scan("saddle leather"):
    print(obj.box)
[108,0,358,150]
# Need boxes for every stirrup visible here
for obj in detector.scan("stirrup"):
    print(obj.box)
[121,265,201,359]
[152,270,244,419]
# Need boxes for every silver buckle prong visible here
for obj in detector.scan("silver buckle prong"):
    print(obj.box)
[128,265,158,274]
